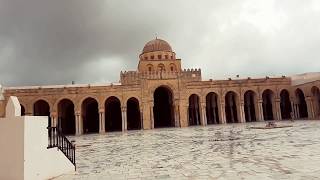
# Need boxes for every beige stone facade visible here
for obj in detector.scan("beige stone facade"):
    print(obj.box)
[0,38,320,135]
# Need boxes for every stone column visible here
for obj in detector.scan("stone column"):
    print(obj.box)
[200,103,207,126]
[291,101,296,119]
[75,111,81,135]
[121,106,127,131]
[220,102,226,124]
[295,104,300,119]
[50,112,57,127]
[99,109,105,133]
[258,100,264,121]
[306,97,314,119]
[239,101,245,123]
[275,98,281,120]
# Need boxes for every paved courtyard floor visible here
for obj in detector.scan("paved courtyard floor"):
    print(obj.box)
[55,120,320,180]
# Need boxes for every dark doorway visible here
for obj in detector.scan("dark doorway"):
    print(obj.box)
[34,100,51,126]
[105,96,122,131]
[188,94,201,126]
[82,98,99,134]
[20,104,25,116]
[206,92,220,124]
[262,89,274,120]
[280,89,292,119]
[244,90,256,122]
[295,89,308,118]
[225,91,239,123]
[153,86,174,128]
[58,99,75,135]
[127,97,141,130]
[312,86,320,118]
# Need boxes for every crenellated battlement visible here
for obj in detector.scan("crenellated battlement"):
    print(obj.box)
[181,68,202,81]
[120,68,202,84]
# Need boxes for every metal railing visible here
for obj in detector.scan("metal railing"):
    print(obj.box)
[47,127,76,169]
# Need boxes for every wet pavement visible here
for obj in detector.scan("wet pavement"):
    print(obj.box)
[55,120,320,180]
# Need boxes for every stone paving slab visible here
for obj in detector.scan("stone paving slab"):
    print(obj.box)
[55,120,320,180]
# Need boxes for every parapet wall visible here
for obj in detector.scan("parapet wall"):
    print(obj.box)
[120,68,202,85]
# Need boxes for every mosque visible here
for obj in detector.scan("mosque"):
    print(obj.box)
[0,38,319,135]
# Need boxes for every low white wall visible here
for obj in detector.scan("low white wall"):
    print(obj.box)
[0,116,24,180]
[0,115,74,180]
[24,116,74,180]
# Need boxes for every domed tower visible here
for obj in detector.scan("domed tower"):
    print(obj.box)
[138,38,181,73]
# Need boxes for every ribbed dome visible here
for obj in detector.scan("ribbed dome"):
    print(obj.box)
[142,38,172,53]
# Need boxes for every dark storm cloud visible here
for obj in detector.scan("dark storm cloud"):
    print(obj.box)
[0,0,319,86]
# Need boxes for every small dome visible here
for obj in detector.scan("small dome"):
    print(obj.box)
[142,38,172,53]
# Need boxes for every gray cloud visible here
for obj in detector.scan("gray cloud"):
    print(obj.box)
[0,0,319,86]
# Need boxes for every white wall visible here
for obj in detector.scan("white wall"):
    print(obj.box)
[24,116,74,180]
[0,96,74,180]
[0,116,24,180]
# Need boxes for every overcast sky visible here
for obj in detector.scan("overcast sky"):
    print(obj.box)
[0,0,320,86]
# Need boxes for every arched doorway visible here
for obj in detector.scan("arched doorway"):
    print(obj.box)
[188,94,201,126]
[20,104,25,116]
[82,98,99,134]
[225,91,239,123]
[58,99,75,135]
[262,89,274,120]
[153,86,174,128]
[280,89,292,119]
[311,86,320,118]
[127,97,141,130]
[34,100,51,126]
[244,90,257,122]
[206,92,219,124]
[105,96,122,131]
[295,89,308,118]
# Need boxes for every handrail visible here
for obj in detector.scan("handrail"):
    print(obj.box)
[47,127,76,170]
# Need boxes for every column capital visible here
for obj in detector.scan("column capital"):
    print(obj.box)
[50,112,57,117]
[121,106,127,111]
[75,111,81,116]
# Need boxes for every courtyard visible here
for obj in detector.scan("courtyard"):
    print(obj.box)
[55,120,320,180]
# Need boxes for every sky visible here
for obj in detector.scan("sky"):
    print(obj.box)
[0,0,320,86]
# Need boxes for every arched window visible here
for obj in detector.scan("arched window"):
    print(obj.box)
[158,64,165,71]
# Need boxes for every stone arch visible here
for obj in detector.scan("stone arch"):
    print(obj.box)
[79,96,100,110]
[105,96,122,132]
[153,86,175,128]
[280,89,292,119]
[206,92,220,124]
[53,96,76,113]
[33,99,51,126]
[188,94,201,126]
[311,86,320,118]
[57,98,76,135]
[262,89,275,120]
[127,97,141,130]
[295,88,308,119]
[225,91,240,123]
[244,90,258,122]
[81,97,99,134]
